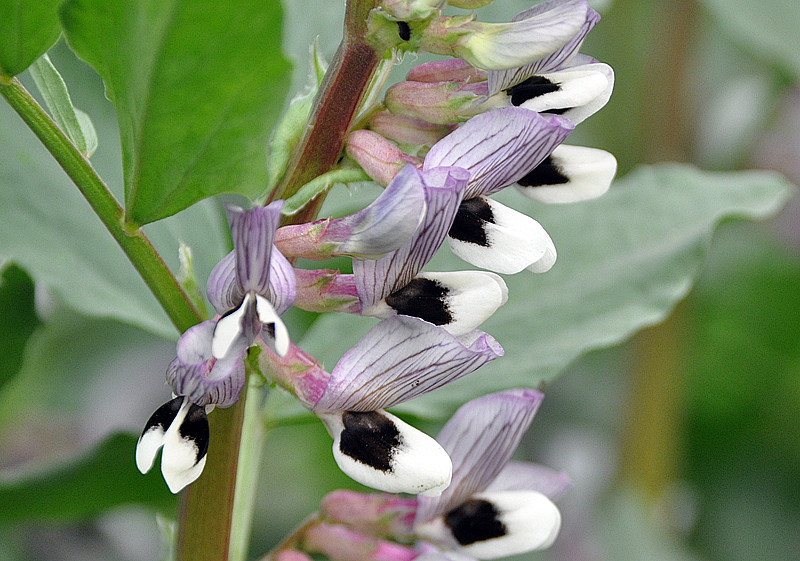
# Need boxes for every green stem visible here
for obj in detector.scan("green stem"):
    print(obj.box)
[0,77,202,332]
[229,375,270,561]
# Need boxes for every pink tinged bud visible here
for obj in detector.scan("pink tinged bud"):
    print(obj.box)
[346,130,421,186]
[384,80,487,125]
[370,111,456,147]
[448,0,492,8]
[321,490,417,538]
[406,59,487,83]
[258,343,330,409]
[274,219,336,260]
[275,551,314,561]
[293,269,361,314]
[304,523,419,561]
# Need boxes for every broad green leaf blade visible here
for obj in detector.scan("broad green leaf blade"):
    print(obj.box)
[300,164,795,419]
[0,433,175,524]
[29,53,96,156]
[700,0,800,81]
[0,264,40,392]
[0,0,61,77]
[0,99,230,339]
[59,0,292,225]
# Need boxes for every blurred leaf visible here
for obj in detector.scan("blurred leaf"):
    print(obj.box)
[0,99,230,339]
[0,264,40,392]
[59,0,291,225]
[29,53,97,157]
[700,0,800,81]
[0,0,61,77]
[0,433,175,524]
[301,164,795,419]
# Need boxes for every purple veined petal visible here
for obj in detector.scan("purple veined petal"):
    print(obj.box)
[447,197,556,274]
[268,247,296,315]
[166,320,247,407]
[515,144,617,204]
[228,201,283,295]
[326,167,427,258]
[487,2,600,95]
[485,461,572,501]
[416,389,544,523]
[515,62,614,125]
[423,108,574,199]
[365,271,508,337]
[317,409,452,496]
[312,315,502,412]
[416,491,561,558]
[206,251,241,316]
[453,0,590,71]
[354,165,467,308]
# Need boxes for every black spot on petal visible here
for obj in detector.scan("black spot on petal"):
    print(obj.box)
[517,156,569,188]
[385,278,452,326]
[340,411,401,472]
[448,198,494,247]
[445,498,507,546]
[178,404,210,464]
[397,21,411,41]
[141,396,184,436]
[506,76,560,106]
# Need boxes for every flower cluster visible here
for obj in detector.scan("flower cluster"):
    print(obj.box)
[136,0,614,556]
[269,390,571,561]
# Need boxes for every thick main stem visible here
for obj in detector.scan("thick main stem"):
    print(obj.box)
[0,78,202,333]
[269,0,382,225]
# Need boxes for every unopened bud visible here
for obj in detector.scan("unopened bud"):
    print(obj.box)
[346,130,421,185]
[380,0,445,21]
[406,59,486,83]
[385,80,486,124]
[321,490,417,539]
[370,111,456,147]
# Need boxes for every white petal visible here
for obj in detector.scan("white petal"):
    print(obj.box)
[135,427,166,474]
[212,294,250,359]
[320,410,453,496]
[447,198,555,274]
[526,240,556,274]
[515,63,613,124]
[463,491,561,558]
[416,272,508,336]
[160,401,208,493]
[417,491,561,559]
[255,294,291,357]
[516,145,617,204]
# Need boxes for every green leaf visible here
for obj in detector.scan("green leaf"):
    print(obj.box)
[59,0,292,225]
[0,433,176,524]
[700,0,800,81]
[0,264,40,392]
[0,98,230,339]
[300,164,795,419]
[29,53,97,157]
[0,0,62,78]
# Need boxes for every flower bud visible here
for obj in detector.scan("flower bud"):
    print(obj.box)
[346,130,421,186]
[370,111,456,147]
[304,522,418,561]
[407,59,486,83]
[385,80,486,125]
[321,490,417,538]
[292,269,361,314]
[380,0,445,21]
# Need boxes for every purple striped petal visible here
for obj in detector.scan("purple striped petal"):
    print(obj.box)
[423,108,574,199]
[229,201,283,295]
[354,166,467,308]
[166,320,246,407]
[416,389,544,523]
[268,247,296,315]
[311,315,503,412]
[485,461,572,500]
[487,2,600,95]
[452,0,589,70]
[206,251,240,316]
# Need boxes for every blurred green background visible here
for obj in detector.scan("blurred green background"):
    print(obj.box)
[1,1,799,560]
